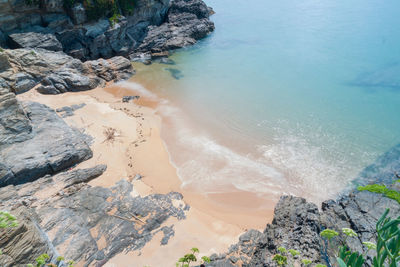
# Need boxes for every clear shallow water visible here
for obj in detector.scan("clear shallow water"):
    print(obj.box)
[128,0,400,203]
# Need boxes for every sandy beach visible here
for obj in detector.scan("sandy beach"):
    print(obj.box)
[17,80,275,266]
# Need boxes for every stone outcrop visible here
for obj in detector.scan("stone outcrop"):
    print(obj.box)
[8,32,63,51]
[209,183,400,267]
[0,48,134,94]
[0,0,214,60]
[0,206,59,267]
[136,0,215,53]
[0,165,189,266]
[0,87,32,146]
[0,101,92,187]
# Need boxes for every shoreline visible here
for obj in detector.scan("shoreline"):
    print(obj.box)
[17,81,275,266]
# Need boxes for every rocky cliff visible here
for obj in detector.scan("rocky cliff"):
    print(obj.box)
[0,0,214,60]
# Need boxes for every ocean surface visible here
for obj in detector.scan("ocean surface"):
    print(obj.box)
[125,0,400,204]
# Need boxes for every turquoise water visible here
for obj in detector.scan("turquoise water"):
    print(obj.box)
[128,0,400,203]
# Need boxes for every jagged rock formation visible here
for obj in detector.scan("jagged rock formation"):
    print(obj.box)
[0,101,93,187]
[9,32,63,51]
[136,0,215,53]
[0,206,59,267]
[0,166,188,266]
[0,48,134,94]
[0,0,214,61]
[209,182,400,267]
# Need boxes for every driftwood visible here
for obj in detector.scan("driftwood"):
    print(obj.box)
[111,213,146,224]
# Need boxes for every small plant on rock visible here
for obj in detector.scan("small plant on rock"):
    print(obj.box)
[272,254,288,266]
[301,258,312,266]
[0,211,18,228]
[176,247,209,267]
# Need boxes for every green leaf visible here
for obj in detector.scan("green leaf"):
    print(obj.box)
[320,229,339,240]
[288,249,300,257]
[191,247,199,254]
[201,256,211,263]
[277,247,287,254]
[377,209,390,227]
[336,257,347,267]
[342,228,358,237]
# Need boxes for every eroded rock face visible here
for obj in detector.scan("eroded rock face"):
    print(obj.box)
[136,0,215,53]
[0,206,58,267]
[8,32,63,51]
[0,87,32,146]
[0,101,93,187]
[1,0,214,60]
[210,186,400,267]
[0,48,134,94]
[0,166,188,266]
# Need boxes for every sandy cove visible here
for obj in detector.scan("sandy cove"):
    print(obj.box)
[17,83,275,266]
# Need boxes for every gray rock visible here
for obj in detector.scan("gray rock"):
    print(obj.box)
[84,19,110,38]
[0,89,32,146]
[0,165,189,266]
[122,95,140,102]
[137,0,214,53]
[166,68,184,80]
[56,103,86,118]
[211,185,400,267]
[0,29,6,47]
[0,48,134,94]
[129,51,152,64]
[0,206,58,267]
[42,0,64,13]
[11,72,36,94]
[9,32,63,52]
[0,101,93,186]
[42,14,73,31]
[37,69,104,94]
[159,225,175,245]
[158,57,176,65]
[70,3,87,25]
[83,56,135,82]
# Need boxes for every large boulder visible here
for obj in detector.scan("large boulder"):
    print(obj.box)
[83,56,135,82]
[136,0,214,53]
[0,101,93,187]
[8,32,63,51]
[36,70,104,94]
[0,48,134,94]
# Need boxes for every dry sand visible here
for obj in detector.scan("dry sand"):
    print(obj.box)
[18,81,275,267]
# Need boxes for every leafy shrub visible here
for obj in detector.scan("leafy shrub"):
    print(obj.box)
[373,208,400,267]
[0,211,18,229]
[358,180,400,205]
[176,247,209,267]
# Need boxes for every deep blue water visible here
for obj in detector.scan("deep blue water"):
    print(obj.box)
[129,0,400,203]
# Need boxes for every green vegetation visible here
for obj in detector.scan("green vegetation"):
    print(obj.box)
[176,247,210,267]
[24,0,134,23]
[374,208,400,267]
[357,180,400,205]
[25,253,75,267]
[272,246,310,267]
[320,229,338,241]
[301,259,312,266]
[272,254,288,266]
[67,0,134,22]
[0,211,18,229]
